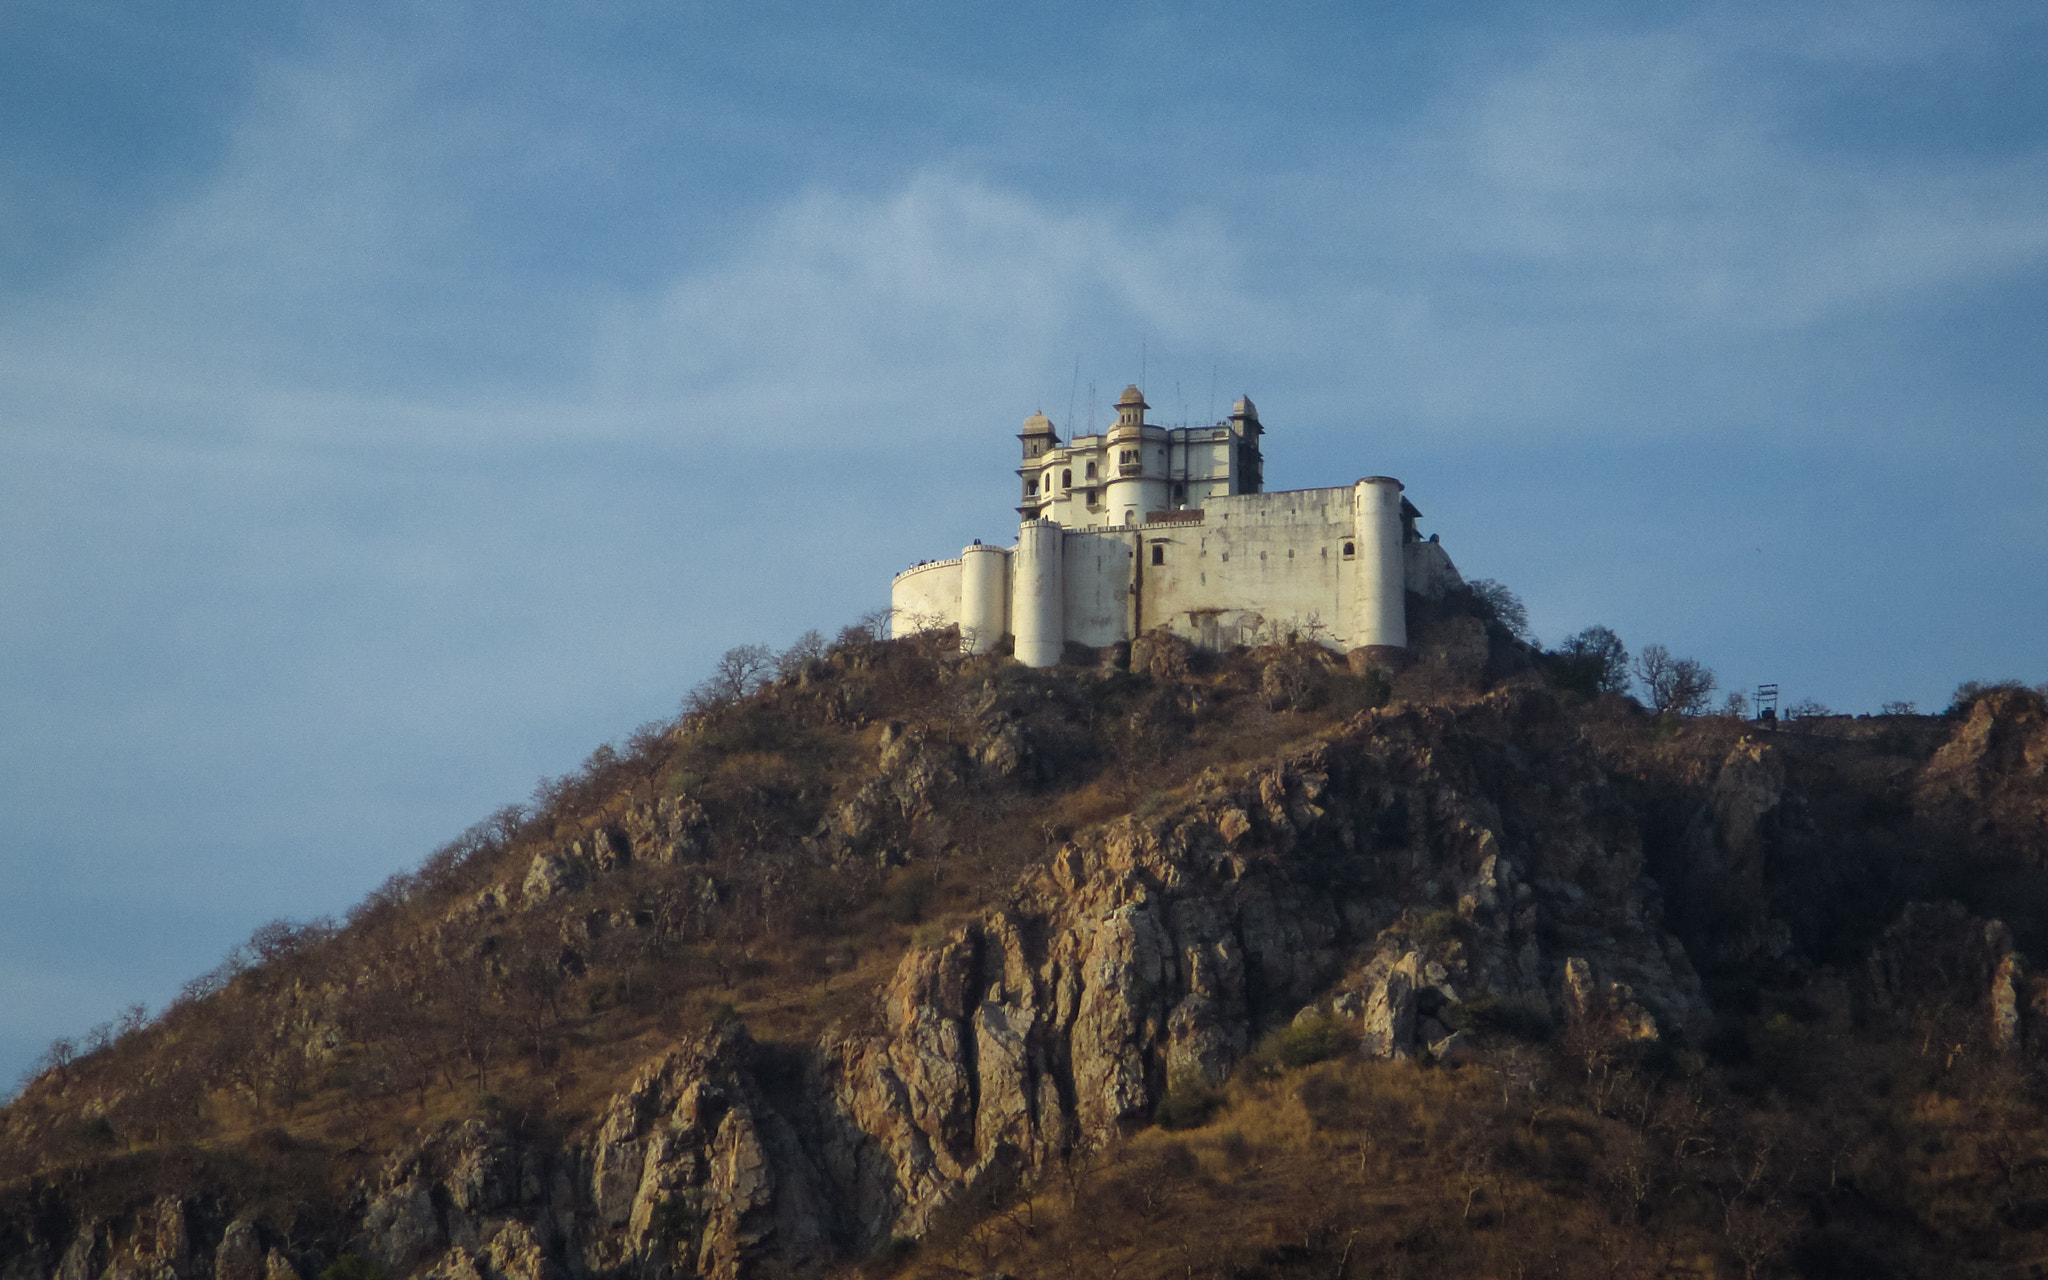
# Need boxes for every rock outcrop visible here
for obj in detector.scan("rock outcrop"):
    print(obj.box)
[1918,688,2048,865]
[57,672,2048,1279]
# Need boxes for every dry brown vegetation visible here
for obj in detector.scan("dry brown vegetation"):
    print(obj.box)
[6,601,2048,1280]
[883,975,2048,1280]
[0,624,1397,1196]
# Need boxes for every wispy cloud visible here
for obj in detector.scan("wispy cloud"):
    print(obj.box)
[589,173,1270,441]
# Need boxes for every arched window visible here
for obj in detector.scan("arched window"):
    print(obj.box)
[1342,541,1356,559]
[1085,460,1097,480]
[1124,509,1135,525]
[1062,469,1072,488]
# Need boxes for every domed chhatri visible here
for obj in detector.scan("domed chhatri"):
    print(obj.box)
[891,381,1461,668]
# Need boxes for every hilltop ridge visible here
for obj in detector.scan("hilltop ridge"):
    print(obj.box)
[6,611,2048,1280]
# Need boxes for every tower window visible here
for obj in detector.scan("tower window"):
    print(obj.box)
[1151,545,1164,566]
[1062,469,1072,488]
[1026,479,1038,496]
[1085,461,1097,480]
[1342,541,1356,559]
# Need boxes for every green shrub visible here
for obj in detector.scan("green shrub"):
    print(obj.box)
[650,1195,700,1248]
[1282,1014,1357,1067]
[1295,1072,1358,1130]
[1155,1077,1225,1130]
[886,874,934,925]
[320,1258,389,1280]
[1444,994,1552,1042]
[1413,907,1469,945]
[1246,1014,1358,1077]
[1947,679,2047,717]
[1328,670,1393,717]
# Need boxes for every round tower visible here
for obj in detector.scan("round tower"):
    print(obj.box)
[1012,519,1066,667]
[1105,384,1166,526]
[1351,477,1407,654]
[959,543,1010,655]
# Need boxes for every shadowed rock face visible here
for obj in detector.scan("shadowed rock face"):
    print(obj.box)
[8,684,2046,1280]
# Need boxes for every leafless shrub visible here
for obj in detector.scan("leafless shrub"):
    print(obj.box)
[775,630,828,680]
[1469,578,1533,643]
[1634,644,1716,716]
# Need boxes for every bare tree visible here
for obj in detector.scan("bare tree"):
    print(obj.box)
[684,643,776,714]
[710,644,774,698]
[1635,644,1716,715]
[28,1036,78,1091]
[775,629,827,680]
[1469,579,1533,643]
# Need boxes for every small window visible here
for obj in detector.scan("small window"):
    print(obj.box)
[1085,461,1097,480]
[1151,545,1164,566]
[1026,479,1038,496]
[1062,469,1072,488]
[1124,510,1136,525]
[1342,541,1356,559]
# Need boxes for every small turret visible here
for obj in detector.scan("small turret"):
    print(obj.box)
[1111,385,1148,439]
[1105,385,1164,525]
[1018,410,1059,460]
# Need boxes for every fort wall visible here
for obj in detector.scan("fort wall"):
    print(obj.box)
[887,389,1460,661]
[891,558,962,634]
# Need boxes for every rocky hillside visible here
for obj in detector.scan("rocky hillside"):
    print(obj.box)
[5,616,2048,1280]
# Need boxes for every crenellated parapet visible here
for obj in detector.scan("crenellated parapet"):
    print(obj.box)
[893,385,1460,666]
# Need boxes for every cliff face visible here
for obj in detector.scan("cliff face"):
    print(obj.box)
[5,641,2045,1280]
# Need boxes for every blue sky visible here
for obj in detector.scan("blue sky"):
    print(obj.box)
[3,0,2045,1086]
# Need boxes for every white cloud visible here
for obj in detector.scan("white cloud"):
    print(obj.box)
[589,172,1276,444]
[1403,25,2048,330]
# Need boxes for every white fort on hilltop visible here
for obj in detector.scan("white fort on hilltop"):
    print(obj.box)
[889,384,1461,667]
